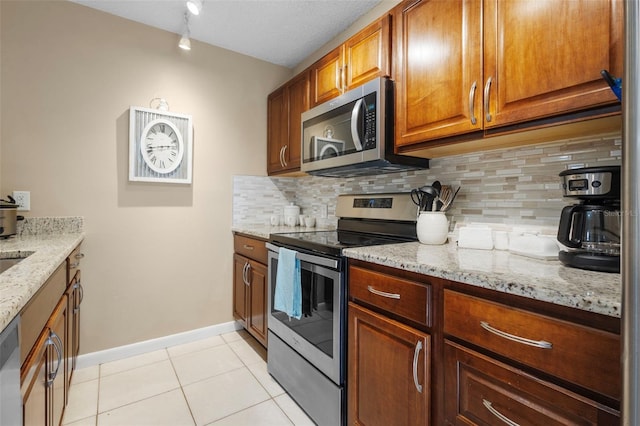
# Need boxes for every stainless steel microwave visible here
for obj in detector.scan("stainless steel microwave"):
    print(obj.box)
[301,77,429,177]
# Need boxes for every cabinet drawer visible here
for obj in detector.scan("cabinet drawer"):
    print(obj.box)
[444,290,620,400]
[349,266,431,327]
[234,235,267,264]
[444,340,619,425]
[19,263,66,365]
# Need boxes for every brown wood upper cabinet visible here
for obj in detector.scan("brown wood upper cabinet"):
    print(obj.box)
[309,15,391,108]
[267,71,309,175]
[393,0,622,148]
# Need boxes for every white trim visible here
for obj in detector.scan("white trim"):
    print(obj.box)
[75,321,242,369]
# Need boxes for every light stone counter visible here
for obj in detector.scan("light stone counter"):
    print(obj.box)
[231,225,621,318]
[343,241,621,318]
[0,233,85,332]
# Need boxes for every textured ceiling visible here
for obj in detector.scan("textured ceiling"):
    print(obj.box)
[71,0,383,69]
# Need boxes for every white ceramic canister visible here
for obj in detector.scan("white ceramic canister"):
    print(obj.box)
[283,203,300,227]
[416,211,449,245]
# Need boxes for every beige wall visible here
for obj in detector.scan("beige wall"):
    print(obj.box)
[1,1,291,353]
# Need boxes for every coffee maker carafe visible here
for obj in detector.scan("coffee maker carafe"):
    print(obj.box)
[557,166,621,273]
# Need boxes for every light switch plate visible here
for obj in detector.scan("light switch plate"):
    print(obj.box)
[12,191,30,211]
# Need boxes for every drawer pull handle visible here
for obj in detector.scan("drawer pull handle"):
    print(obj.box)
[483,399,520,426]
[367,286,400,299]
[70,262,80,268]
[468,80,477,125]
[480,321,552,349]
[412,340,423,393]
[243,245,254,250]
[75,253,85,259]
[484,76,493,122]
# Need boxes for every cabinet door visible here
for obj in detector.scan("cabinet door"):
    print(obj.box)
[22,298,67,426]
[394,0,483,147]
[483,0,622,128]
[348,302,430,426]
[66,272,82,383]
[310,45,344,108]
[267,87,288,174]
[247,260,268,347]
[22,332,49,426]
[285,71,309,171]
[233,254,248,325]
[344,15,391,90]
[49,297,67,426]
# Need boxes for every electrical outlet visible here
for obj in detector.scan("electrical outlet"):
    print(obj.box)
[12,191,30,211]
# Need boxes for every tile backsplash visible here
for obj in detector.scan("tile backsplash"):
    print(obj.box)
[233,132,621,232]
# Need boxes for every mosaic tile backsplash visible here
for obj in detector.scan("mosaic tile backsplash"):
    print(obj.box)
[233,132,621,232]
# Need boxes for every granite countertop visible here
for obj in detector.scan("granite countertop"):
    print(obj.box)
[233,226,620,318]
[344,241,621,318]
[0,233,85,331]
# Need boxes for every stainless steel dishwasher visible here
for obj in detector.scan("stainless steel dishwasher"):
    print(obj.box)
[1,315,22,426]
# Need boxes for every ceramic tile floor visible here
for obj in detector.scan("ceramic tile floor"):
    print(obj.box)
[61,330,315,426]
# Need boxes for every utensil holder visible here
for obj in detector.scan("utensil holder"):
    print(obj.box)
[417,212,449,245]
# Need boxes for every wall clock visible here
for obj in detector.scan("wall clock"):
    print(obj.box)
[129,106,193,184]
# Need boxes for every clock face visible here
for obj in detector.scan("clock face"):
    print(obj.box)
[140,119,184,174]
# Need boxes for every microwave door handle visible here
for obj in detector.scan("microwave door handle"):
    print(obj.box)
[350,98,364,151]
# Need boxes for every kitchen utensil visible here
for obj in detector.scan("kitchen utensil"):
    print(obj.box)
[431,181,442,211]
[418,185,439,212]
[440,186,460,211]
[411,186,437,212]
[433,185,450,211]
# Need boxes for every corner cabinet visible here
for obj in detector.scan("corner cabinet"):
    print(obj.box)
[21,244,85,426]
[233,234,268,347]
[309,15,391,108]
[267,71,309,176]
[348,264,431,426]
[393,0,622,149]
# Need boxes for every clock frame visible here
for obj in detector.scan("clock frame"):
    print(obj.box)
[129,106,193,184]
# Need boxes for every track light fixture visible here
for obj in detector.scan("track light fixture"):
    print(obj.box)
[179,12,191,50]
[186,0,203,16]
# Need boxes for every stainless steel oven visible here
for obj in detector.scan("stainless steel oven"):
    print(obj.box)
[266,192,419,426]
[266,243,345,426]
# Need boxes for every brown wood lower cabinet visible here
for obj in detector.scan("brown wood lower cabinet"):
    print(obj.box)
[347,260,621,425]
[233,234,268,347]
[20,243,84,426]
[22,296,68,426]
[444,340,619,425]
[348,302,430,426]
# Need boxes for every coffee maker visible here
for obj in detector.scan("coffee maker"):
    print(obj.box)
[557,166,621,273]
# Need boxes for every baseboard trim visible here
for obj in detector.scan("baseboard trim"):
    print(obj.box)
[76,321,242,369]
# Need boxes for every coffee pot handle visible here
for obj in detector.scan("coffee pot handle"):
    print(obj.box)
[557,205,582,248]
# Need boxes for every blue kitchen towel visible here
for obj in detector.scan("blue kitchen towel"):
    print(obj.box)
[274,247,302,320]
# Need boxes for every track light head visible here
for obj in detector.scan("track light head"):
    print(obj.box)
[186,0,202,16]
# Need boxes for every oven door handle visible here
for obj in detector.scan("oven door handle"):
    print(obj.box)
[266,242,339,270]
